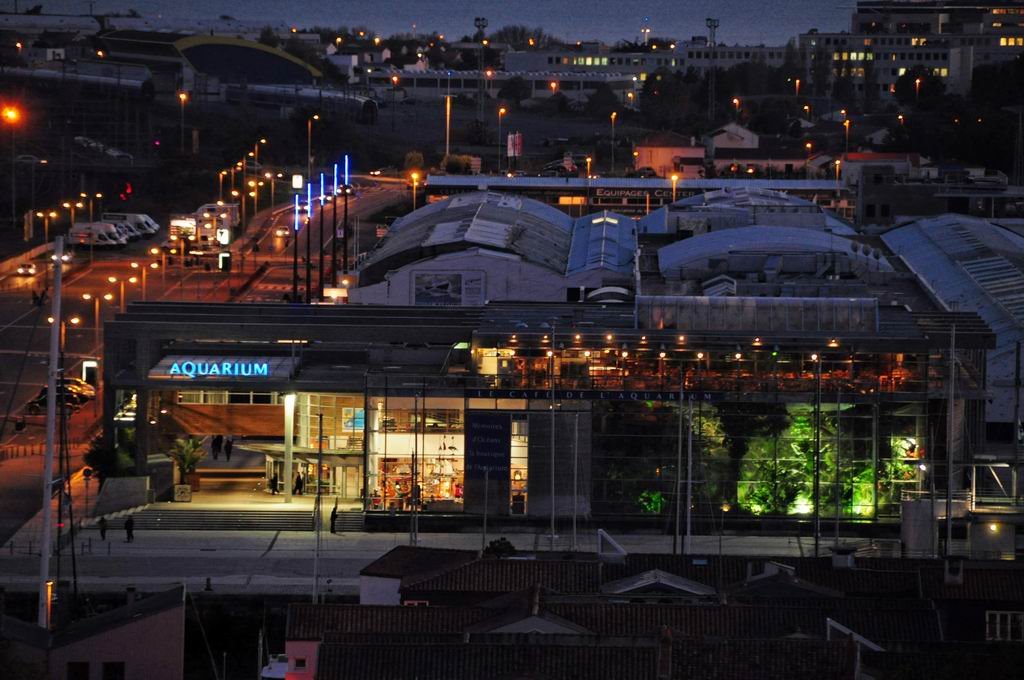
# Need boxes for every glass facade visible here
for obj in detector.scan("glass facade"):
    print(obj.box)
[366,395,466,512]
[466,343,968,521]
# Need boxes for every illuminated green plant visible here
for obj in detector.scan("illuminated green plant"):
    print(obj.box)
[637,489,666,514]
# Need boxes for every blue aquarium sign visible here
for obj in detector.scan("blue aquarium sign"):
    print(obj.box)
[149,355,297,381]
[169,360,269,378]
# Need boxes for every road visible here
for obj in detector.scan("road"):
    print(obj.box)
[240,180,402,302]
[0,180,405,545]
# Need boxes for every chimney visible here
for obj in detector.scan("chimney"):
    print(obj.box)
[657,626,673,679]
[944,558,964,586]
[831,545,857,569]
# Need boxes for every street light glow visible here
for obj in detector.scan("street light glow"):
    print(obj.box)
[1,105,21,124]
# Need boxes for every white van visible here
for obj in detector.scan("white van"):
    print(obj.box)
[101,212,160,237]
[69,222,127,248]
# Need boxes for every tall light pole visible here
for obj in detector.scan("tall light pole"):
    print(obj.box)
[914,77,922,103]
[218,171,227,201]
[411,172,419,210]
[291,174,303,301]
[497,106,506,173]
[3,105,21,232]
[805,141,813,178]
[305,183,312,303]
[341,156,351,279]
[609,111,617,174]
[391,75,399,131]
[844,119,851,154]
[318,172,325,300]
[36,210,56,242]
[443,93,453,160]
[177,91,188,154]
[307,114,319,182]
[81,293,102,349]
[834,159,842,196]
[671,173,679,202]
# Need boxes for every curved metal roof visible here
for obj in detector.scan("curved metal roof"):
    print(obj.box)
[657,226,892,277]
[567,211,636,276]
[359,192,574,285]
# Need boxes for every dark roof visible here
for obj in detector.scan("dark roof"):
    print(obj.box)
[401,559,604,596]
[638,131,699,148]
[606,555,925,598]
[919,566,1024,601]
[359,545,476,579]
[861,644,1024,680]
[316,637,660,680]
[1,586,184,650]
[285,603,492,640]
[100,29,190,43]
[544,603,941,643]
[673,638,857,680]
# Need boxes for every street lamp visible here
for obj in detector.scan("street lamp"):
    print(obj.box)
[307,114,319,181]
[218,170,227,201]
[843,119,851,154]
[177,91,188,154]
[671,173,679,202]
[549,81,558,96]
[2,104,21,232]
[914,77,922,103]
[585,156,592,179]
[897,113,905,126]
[35,211,57,241]
[107,276,127,313]
[805,141,813,178]
[391,75,400,132]
[411,172,420,210]
[497,106,506,173]
[794,78,801,97]
[610,111,617,174]
[834,158,842,195]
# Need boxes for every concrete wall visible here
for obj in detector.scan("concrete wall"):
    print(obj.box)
[284,640,318,680]
[351,251,570,305]
[359,575,401,605]
[93,476,152,517]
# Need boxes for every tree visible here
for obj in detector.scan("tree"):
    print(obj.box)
[585,82,620,117]
[497,76,532,107]
[166,437,206,480]
[404,150,424,171]
[894,66,946,108]
[640,67,693,131]
[489,25,560,50]
[971,54,1024,107]
[258,26,280,48]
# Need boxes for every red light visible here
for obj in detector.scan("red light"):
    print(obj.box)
[56,522,65,528]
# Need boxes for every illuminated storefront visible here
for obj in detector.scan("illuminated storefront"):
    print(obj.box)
[103,300,991,528]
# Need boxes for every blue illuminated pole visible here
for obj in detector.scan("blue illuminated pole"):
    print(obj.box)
[318,172,325,300]
[305,183,313,303]
[331,162,338,287]
[292,193,299,302]
[341,154,350,279]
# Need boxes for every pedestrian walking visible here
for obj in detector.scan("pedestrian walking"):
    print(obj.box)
[270,473,279,495]
[124,516,135,543]
[98,516,107,541]
[330,501,338,534]
[211,434,223,460]
[224,436,233,461]
[293,474,304,496]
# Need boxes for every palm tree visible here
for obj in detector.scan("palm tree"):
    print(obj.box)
[167,437,206,483]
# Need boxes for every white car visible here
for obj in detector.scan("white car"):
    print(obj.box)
[16,262,37,276]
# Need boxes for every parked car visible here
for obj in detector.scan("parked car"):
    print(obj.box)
[16,262,37,276]
[25,388,82,416]
[62,377,96,400]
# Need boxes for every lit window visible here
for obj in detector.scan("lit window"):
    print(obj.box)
[1001,37,1009,46]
